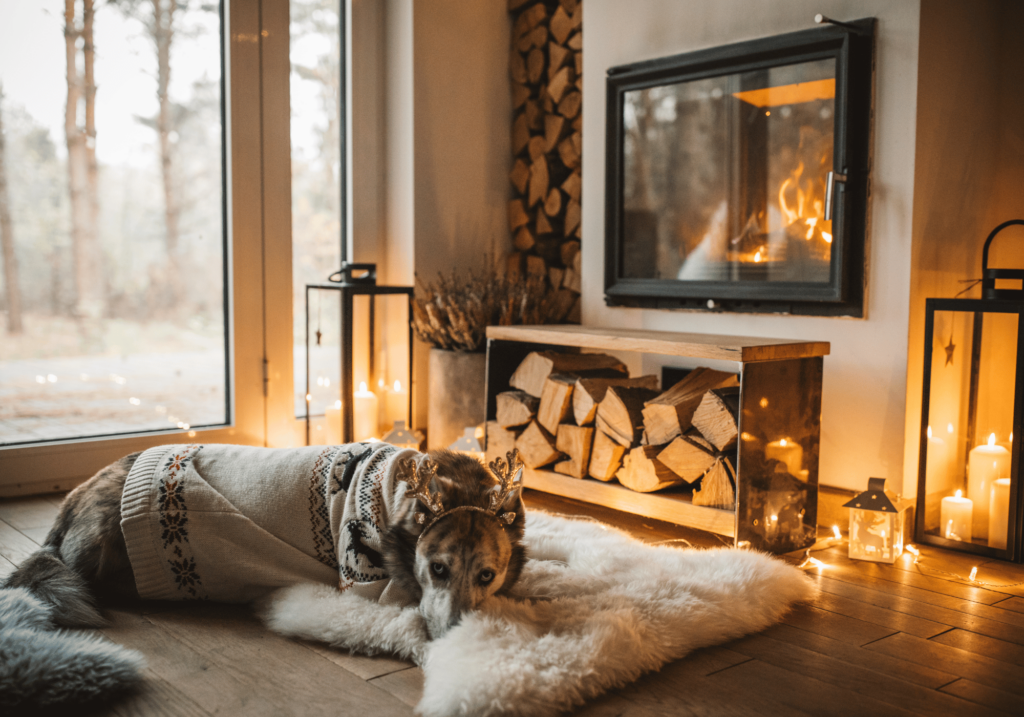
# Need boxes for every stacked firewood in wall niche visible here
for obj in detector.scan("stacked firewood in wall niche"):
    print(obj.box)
[487,352,742,509]
[507,0,583,323]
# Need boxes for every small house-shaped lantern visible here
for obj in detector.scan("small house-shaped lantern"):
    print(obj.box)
[382,421,423,451]
[449,427,485,463]
[844,478,912,564]
[915,220,1022,561]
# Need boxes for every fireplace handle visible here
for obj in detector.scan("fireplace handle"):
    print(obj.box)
[825,170,848,222]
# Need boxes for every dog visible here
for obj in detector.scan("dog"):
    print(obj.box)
[4,442,527,640]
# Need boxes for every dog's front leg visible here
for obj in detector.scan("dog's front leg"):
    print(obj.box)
[259,583,430,664]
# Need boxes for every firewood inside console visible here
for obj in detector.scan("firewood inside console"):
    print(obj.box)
[509,351,627,397]
[641,368,738,446]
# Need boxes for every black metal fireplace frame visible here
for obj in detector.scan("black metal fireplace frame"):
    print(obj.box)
[604,19,875,317]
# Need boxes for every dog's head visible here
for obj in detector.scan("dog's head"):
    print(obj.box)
[383,449,527,639]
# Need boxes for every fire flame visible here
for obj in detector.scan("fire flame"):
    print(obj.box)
[778,160,832,245]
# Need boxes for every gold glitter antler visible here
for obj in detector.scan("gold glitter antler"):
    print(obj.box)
[399,456,444,522]
[487,449,524,523]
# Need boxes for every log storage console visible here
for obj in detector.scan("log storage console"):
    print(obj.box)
[484,325,829,553]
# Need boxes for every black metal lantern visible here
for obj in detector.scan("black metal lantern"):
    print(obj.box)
[304,263,415,445]
[915,220,1024,561]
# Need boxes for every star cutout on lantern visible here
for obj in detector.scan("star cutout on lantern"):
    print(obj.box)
[944,336,956,366]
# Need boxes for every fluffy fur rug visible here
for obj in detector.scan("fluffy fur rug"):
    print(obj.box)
[0,588,145,714]
[264,512,816,717]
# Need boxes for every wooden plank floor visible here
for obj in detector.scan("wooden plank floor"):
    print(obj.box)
[3,490,1024,716]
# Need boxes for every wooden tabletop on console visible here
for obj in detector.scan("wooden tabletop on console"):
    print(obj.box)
[486,325,830,363]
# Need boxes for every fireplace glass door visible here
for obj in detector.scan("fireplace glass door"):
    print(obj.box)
[605,20,873,315]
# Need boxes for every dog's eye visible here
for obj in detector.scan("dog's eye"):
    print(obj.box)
[431,562,449,579]
[479,569,495,585]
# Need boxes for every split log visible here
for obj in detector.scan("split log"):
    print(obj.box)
[510,159,530,194]
[549,5,573,44]
[515,420,562,469]
[548,42,570,79]
[526,47,545,84]
[528,156,549,207]
[562,171,581,202]
[568,31,582,51]
[567,297,581,323]
[564,199,581,236]
[485,420,520,464]
[513,226,535,252]
[526,254,546,278]
[548,66,574,104]
[537,374,575,433]
[574,51,583,76]
[562,248,581,292]
[558,91,581,119]
[508,199,529,232]
[589,430,626,481]
[548,266,565,289]
[558,134,581,168]
[617,446,682,493]
[544,114,566,152]
[554,424,594,479]
[559,0,578,14]
[510,351,628,397]
[573,375,659,426]
[560,240,580,265]
[691,387,740,451]
[528,135,547,162]
[510,51,527,84]
[572,113,582,132]
[512,114,529,155]
[544,288,577,322]
[524,99,543,131]
[641,368,739,446]
[544,188,562,217]
[522,2,547,30]
[496,390,539,428]
[595,385,660,447]
[536,211,553,235]
[509,0,531,12]
[511,82,531,109]
[527,25,547,49]
[692,458,735,508]
[657,433,717,483]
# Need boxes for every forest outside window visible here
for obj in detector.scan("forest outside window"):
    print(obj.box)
[0,0,227,446]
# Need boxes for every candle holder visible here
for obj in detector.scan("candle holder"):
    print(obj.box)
[915,220,1024,561]
[304,263,415,445]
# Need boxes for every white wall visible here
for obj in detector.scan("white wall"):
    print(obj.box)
[581,0,922,493]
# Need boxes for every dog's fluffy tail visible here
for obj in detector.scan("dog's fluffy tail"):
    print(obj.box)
[4,548,105,628]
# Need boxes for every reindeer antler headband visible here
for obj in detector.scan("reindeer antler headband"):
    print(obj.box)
[399,450,524,542]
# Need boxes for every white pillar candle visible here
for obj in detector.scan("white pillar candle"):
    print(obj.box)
[354,382,379,441]
[324,400,342,445]
[989,478,1011,551]
[384,380,408,426]
[765,438,803,476]
[940,490,973,542]
[968,434,1011,540]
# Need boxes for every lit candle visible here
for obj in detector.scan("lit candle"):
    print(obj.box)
[989,478,1011,550]
[967,434,1011,540]
[940,490,973,542]
[765,438,803,476]
[385,380,408,426]
[324,400,342,445]
[354,382,379,441]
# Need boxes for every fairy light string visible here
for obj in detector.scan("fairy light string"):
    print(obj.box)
[792,525,1024,588]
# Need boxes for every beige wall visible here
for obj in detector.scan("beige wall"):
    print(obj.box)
[903,0,1024,498]
[581,0,922,493]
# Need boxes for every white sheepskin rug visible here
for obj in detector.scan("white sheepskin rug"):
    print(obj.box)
[264,512,816,717]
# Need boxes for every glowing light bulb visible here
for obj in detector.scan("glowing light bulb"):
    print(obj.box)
[927,426,933,439]
[832,525,842,540]
[394,380,402,392]
[947,423,954,434]
[969,566,978,581]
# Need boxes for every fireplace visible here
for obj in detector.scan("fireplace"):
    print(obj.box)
[604,19,874,316]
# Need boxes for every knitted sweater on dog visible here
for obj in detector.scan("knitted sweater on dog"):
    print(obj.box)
[120,442,418,605]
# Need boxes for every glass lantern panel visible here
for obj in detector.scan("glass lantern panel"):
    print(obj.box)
[849,509,901,563]
[922,309,1017,550]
